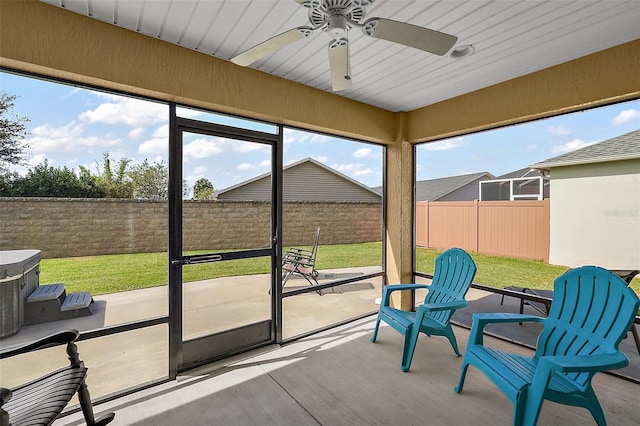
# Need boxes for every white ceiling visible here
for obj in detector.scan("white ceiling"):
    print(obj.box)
[40,0,640,112]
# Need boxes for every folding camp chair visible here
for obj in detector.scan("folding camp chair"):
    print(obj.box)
[282,227,321,294]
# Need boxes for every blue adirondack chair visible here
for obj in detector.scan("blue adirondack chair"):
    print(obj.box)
[371,247,477,371]
[454,266,640,426]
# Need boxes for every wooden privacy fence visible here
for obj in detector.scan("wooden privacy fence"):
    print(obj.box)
[416,200,550,262]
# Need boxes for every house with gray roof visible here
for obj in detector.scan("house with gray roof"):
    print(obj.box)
[214,157,381,202]
[416,172,494,201]
[530,128,640,270]
[373,172,494,201]
[373,172,493,201]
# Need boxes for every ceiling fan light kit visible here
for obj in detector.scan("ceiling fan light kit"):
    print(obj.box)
[450,44,476,59]
[231,0,459,92]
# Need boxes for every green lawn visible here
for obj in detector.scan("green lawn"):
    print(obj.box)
[40,243,639,297]
[416,247,570,290]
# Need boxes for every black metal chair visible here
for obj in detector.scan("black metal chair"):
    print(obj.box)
[500,269,640,355]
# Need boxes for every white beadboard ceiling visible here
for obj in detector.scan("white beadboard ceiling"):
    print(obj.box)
[40,0,640,112]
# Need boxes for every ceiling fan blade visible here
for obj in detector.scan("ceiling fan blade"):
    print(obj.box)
[231,27,313,66]
[328,38,352,92]
[362,17,457,56]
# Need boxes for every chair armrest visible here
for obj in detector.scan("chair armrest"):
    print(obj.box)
[285,248,313,257]
[469,313,544,345]
[284,250,314,262]
[0,329,79,359]
[526,352,631,403]
[421,300,467,312]
[539,352,629,373]
[380,284,431,306]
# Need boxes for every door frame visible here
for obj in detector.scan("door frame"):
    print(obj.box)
[168,104,283,377]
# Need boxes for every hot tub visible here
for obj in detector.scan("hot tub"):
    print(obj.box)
[0,249,41,338]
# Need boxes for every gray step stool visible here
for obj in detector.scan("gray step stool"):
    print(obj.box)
[25,284,93,325]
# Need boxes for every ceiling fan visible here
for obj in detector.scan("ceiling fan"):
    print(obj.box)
[231,0,458,92]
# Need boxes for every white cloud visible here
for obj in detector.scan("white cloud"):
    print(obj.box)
[184,138,224,159]
[152,124,168,138]
[27,121,121,153]
[184,166,209,187]
[31,121,83,139]
[182,135,268,157]
[138,138,167,155]
[192,166,208,175]
[28,153,48,168]
[236,162,254,171]
[527,144,538,149]
[353,148,371,158]
[612,109,640,125]
[259,160,271,167]
[331,162,373,178]
[79,96,167,127]
[421,137,464,151]
[128,127,145,139]
[551,138,598,154]
[311,155,328,163]
[233,140,265,153]
[283,128,331,145]
[547,125,571,135]
[353,168,374,177]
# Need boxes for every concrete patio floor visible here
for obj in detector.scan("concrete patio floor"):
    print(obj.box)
[54,315,639,426]
[0,267,384,397]
[2,268,638,425]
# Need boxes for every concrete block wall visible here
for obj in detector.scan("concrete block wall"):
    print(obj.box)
[0,198,382,258]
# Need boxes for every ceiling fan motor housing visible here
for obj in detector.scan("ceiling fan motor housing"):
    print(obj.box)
[309,0,366,31]
[327,14,348,38]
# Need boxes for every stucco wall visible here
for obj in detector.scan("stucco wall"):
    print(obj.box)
[548,159,640,269]
[0,198,382,258]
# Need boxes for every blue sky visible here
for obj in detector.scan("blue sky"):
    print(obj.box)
[417,100,640,180]
[2,71,639,191]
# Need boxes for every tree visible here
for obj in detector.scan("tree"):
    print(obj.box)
[0,92,30,173]
[0,171,19,196]
[10,160,106,198]
[192,178,215,200]
[128,159,190,200]
[90,152,133,198]
[129,159,169,200]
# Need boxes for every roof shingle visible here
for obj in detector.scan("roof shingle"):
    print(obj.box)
[531,129,640,170]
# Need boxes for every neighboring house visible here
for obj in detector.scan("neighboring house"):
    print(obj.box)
[479,167,549,201]
[214,157,382,202]
[530,128,640,269]
[414,172,494,201]
[373,172,493,201]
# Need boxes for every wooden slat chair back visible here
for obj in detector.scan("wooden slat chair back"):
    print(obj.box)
[455,266,640,426]
[371,247,477,371]
[0,330,115,426]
